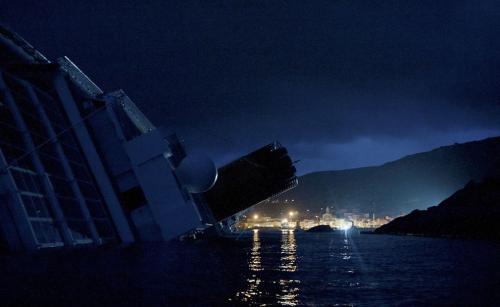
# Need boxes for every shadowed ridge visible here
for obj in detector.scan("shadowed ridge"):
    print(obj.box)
[375,177,500,240]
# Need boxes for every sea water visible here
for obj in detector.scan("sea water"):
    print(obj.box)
[1,229,499,306]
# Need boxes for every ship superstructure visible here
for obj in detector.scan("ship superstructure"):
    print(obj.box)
[0,25,298,252]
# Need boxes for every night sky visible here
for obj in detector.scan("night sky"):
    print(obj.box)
[2,1,500,174]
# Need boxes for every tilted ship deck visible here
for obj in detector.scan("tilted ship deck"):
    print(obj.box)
[0,23,298,252]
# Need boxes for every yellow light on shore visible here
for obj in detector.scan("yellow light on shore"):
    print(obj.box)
[289,211,294,217]
[253,214,259,220]
[282,218,288,224]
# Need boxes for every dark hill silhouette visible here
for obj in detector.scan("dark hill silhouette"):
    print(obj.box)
[375,177,500,239]
[257,137,500,216]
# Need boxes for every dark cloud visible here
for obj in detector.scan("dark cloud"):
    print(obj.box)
[2,0,500,174]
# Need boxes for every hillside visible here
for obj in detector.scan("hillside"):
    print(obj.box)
[374,177,500,239]
[256,137,500,216]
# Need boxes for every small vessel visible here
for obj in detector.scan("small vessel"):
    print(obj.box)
[306,225,333,232]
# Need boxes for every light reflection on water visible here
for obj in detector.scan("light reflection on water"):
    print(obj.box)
[236,229,301,305]
[341,238,351,260]
[250,229,262,272]
[280,229,297,272]
[278,229,300,306]
[236,229,263,302]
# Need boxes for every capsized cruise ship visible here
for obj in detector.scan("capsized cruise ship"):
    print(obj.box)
[0,24,298,252]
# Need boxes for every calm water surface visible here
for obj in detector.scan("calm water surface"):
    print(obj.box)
[1,230,500,306]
